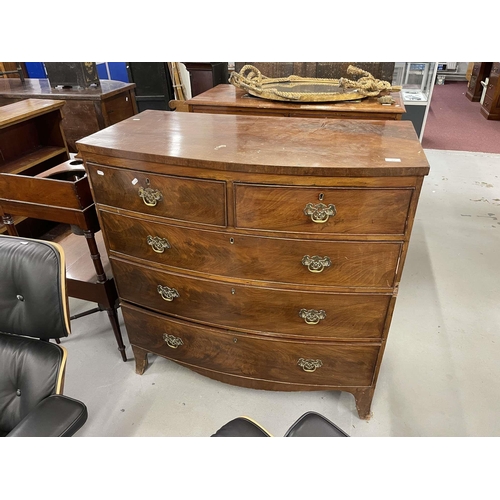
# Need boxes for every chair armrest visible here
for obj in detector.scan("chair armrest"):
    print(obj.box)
[6,395,88,437]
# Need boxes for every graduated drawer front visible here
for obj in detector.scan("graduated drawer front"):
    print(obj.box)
[122,304,380,387]
[86,163,226,226]
[111,258,391,339]
[101,211,401,288]
[234,184,413,235]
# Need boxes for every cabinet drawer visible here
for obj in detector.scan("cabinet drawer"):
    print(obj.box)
[86,163,227,226]
[102,211,401,288]
[111,258,392,339]
[122,303,380,387]
[482,95,495,111]
[234,184,413,235]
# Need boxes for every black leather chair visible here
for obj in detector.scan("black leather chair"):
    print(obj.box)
[212,411,349,437]
[0,234,88,437]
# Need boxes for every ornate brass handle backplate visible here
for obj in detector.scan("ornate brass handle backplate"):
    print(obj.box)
[299,309,326,325]
[297,358,323,373]
[162,333,183,349]
[303,202,336,223]
[138,186,163,207]
[147,235,171,253]
[302,255,332,273]
[157,285,180,301]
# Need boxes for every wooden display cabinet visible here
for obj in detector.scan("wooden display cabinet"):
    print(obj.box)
[0,99,70,235]
[480,62,500,120]
[0,97,128,360]
[466,62,493,102]
[0,78,138,152]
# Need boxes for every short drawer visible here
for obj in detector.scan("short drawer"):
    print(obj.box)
[122,303,380,387]
[86,163,227,226]
[234,183,413,235]
[111,258,392,339]
[101,211,401,288]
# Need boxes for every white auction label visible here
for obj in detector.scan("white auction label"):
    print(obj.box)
[385,158,401,162]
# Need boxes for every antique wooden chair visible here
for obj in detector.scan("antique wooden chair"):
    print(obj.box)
[0,157,127,361]
[0,234,87,437]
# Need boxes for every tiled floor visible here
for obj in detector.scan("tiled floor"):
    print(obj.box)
[61,148,500,437]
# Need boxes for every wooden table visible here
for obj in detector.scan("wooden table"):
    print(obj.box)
[0,78,138,152]
[171,84,405,120]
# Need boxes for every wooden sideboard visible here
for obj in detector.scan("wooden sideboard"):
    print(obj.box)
[0,98,70,235]
[480,62,500,120]
[77,111,429,419]
[171,84,405,120]
[0,78,138,152]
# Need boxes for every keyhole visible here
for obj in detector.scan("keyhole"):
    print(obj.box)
[230,238,234,244]
[146,178,150,186]
[318,193,324,201]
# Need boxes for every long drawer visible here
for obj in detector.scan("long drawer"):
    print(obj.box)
[234,183,413,235]
[122,303,380,387]
[111,257,392,339]
[101,210,402,288]
[86,163,227,226]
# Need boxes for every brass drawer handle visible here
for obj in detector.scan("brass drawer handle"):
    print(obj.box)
[297,358,323,373]
[162,333,183,349]
[303,202,336,223]
[299,308,326,325]
[157,285,180,301]
[147,235,171,253]
[138,186,163,207]
[302,255,331,273]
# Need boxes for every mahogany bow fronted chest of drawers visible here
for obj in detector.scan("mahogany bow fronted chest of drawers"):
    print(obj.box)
[76,111,429,419]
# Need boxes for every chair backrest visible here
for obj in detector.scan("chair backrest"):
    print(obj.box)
[0,235,71,340]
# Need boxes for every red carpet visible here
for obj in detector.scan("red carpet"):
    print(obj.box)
[421,81,500,154]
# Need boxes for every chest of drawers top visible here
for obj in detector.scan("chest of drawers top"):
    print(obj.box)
[76,110,429,177]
